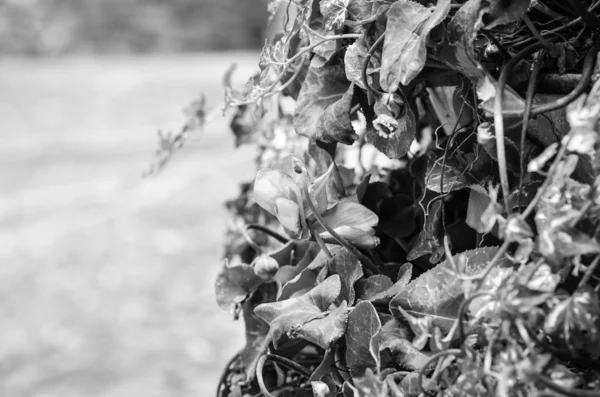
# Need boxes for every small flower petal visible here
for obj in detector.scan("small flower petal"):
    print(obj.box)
[275,197,303,238]
[254,168,301,215]
[320,226,380,248]
[316,201,378,233]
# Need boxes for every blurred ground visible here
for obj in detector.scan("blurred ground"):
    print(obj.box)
[0,53,259,397]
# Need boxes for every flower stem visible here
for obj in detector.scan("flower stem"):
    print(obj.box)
[246,224,289,244]
[256,355,275,397]
[264,354,312,378]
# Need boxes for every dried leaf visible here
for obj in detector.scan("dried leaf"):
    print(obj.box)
[329,248,364,305]
[391,247,510,333]
[255,275,348,348]
[215,259,264,311]
[295,57,351,142]
[344,36,378,90]
[345,301,381,376]
[366,97,416,159]
[316,83,359,145]
[380,0,452,91]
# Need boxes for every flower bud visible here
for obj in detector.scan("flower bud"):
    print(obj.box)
[253,254,279,281]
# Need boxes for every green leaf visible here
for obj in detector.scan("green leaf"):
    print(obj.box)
[279,248,338,301]
[316,83,359,145]
[379,194,418,241]
[345,301,381,376]
[215,259,264,311]
[294,56,350,142]
[379,0,451,91]
[315,201,379,234]
[391,247,510,333]
[320,0,349,31]
[406,200,444,263]
[346,0,388,24]
[426,160,470,193]
[365,263,413,304]
[329,248,364,305]
[355,275,393,301]
[344,35,378,90]
[370,317,430,371]
[241,282,278,381]
[465,185,492,234]
[255,275,348,348]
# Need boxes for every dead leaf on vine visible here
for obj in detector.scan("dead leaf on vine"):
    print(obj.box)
[392,247,511,333]
[295,56,352,143]
[317,83,359,145]
[255,275,348,348]
[366,98,416,159]
[380,0,451,91]
[215,259,264,311]
[345,301,381,376]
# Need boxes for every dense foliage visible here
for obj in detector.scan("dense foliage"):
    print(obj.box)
[170,0,600,396]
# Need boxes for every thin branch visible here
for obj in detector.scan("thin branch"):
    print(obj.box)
[246,224,290,244]
[417,349,462,395]
[265,354,312,378]
[256,355,275,397]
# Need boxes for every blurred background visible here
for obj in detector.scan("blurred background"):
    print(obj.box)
[0,1,266,396]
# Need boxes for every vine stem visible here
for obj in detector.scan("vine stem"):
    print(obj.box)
[264,354,312,378]
[417,349,462,395]
[256,355,275,397]
[302,185,381,274]
[519,49,544,211]
[577,254,600,291]
[361,32,386,97]
[495,41,547,215]
[246,224,289,244]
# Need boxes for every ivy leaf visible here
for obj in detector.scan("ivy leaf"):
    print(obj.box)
[309,348,336,382]
[344,35,378,90]
[380,0,452,91]
[215,259,264,311]
[391,247,510,333]
[345,301,381,376]
[241,282,278,381]
[329,248,364,305]
[355,275,394,301]
[370,317,431,371]
[406,200,444,263]
[278,248,338,301]
[255,275,348,348]
[294,56,351,143]
[320,0,349,31]
[365,263,413,305]
[426,160,470,193]
[316,83,359,145]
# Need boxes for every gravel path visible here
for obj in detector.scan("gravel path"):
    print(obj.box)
[0,53,259,397]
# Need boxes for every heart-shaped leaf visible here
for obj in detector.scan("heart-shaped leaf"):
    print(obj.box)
[391,247,510,333]
[345,301,381,376]
[380,0,452,91]
[355,275,394,301]
[295,56,351,142]
[316,83,359,145]
[215,259,264,311]
[329,248,364,305]
[365,263,413,304]
[255,275,348,348]
[370,317,430,371]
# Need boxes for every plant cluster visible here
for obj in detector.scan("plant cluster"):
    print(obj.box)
[205,0,600,396]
